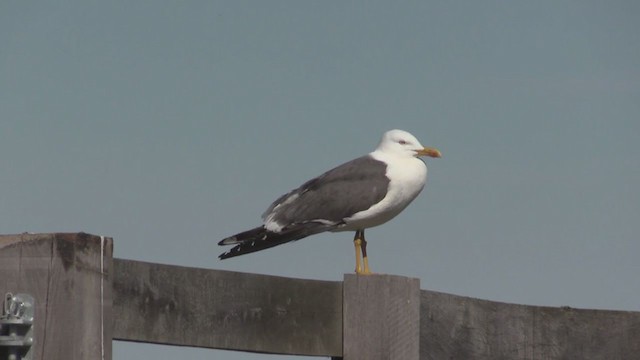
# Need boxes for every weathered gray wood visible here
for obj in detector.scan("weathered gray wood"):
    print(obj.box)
[0,233,113,360]
[0,233,50,359]
[4,233,640,359]
[420,289,640,360]
[343,274,420,360]
[112,259,343,356]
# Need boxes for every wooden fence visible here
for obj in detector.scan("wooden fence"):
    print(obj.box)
[1,233,639,359]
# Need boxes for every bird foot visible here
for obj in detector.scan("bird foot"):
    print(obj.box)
[355,269,375,275]
[355,256,373,275]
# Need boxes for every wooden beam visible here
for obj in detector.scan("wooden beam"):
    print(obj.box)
[420,289,640,359]
[0,233,113,360]
[111,259,342,356]
[342,274,420,360]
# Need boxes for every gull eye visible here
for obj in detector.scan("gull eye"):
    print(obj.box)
[398,139,408,145]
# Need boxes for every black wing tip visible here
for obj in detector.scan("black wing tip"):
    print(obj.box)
[218,241,252,259]
[218,236,238,246]
[218,246,235,259]
[217,226,267,260]
[216,223,328,261]
[217,226,266,247]
[218,241,259,260]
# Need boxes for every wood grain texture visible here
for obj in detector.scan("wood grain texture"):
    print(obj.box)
[420,289,640,360]
[343,274,420,360]
[112,259,342,356]
[0,233,113,360]
[0,233,50,359]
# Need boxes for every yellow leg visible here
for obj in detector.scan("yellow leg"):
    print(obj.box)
[361,231,372,275]
[354,229,372,275]
[354,236,363,274]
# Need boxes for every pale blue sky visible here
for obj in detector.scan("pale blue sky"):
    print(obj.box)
[2,1,639,359]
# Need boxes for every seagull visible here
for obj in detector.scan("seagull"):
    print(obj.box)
[218,129,441,274]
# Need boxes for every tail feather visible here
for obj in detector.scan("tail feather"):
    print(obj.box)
[218,223,330,260]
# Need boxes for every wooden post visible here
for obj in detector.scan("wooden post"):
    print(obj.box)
[0,233,113,360]
[342,274,420,360]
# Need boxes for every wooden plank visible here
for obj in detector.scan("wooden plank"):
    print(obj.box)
[0,233,113,360]
[342,274,420,360]
[111,259,343,356]
[420,289,640,359]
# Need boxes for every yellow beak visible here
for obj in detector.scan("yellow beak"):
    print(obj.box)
[415,147,442,158]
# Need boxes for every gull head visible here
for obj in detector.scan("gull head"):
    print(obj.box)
[376,129,442,159]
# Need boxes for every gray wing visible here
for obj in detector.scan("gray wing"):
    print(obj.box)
[262,155,390,228]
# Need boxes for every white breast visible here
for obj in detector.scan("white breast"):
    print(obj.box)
[337,150,427,231]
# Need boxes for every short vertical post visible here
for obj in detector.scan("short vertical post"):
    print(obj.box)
[0,233,113,360]
[342,274,420,360]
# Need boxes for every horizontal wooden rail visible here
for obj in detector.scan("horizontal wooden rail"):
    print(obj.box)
[112,259,343,356]
[420,290,640,359]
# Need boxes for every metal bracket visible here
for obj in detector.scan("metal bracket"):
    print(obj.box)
[0,293,34,360]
